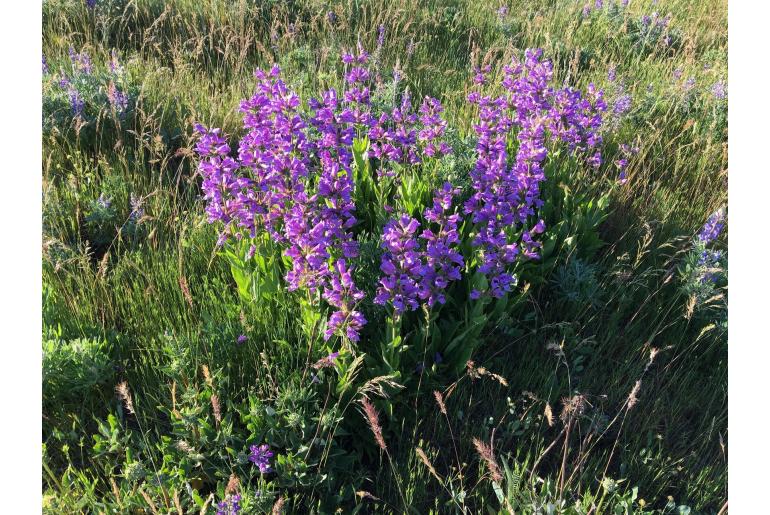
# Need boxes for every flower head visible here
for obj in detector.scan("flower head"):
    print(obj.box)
[249,444,274,473]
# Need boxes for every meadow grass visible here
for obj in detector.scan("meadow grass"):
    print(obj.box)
[42,0,727,513]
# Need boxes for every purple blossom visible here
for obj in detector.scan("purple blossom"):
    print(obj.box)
[313,351,340,369]
[249,444,274,473]
[497,6,509,18]
[698,209,725,245]
[129,193,144,222]
[464,48,605,297]
[69,88,85,117]
[613,93,632,115]
[420,183,464,307]
[43,54,48,75]
[109,49,124,75]
[237,334,247,344]
[375,215,425,314]
[217,494,241,515]
[194,64,369,342]
[86,0,97,8]
[375,184,463,312]
[607,65,617,83]
[68,47,92,74]
[711,80,726,99]
[322,260,366,342]
[108,82,129,113]
[673,68,683,80]
[377,24,386,50]
[683,77,696,92]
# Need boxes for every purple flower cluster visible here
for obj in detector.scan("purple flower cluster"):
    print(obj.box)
[107,82,129,113]
[711,80,727,100]
[195,64,372,342]
[464,49,604,298]
[375,183,463,313]
[194,49,455,340]
[698,209,725,245]
[68,47,92,75]
[249,444,274,473]
[68,88,85,117]
[614,143,639,184]
[216,494,241,515]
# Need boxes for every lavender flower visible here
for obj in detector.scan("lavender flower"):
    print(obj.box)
[42,54,48,75]
[698,209,725,245]
[109,49,124,75]
[420,183,464,307]
[249,444,274,473]
[375,215,425,314]
[322,260,366,342]
[129,193,144,222]
[216,494,241,515]
[711,80,726,99]
[607,65,617,83]
[108,82,129,113]
[237,334,247,344]
[464,48,606,298]
[68,47,92,74]
[377,24,386,50]
[86,0,97,8]
[613,93,632,116]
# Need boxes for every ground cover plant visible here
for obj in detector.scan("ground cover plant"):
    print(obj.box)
[42,0,727,513]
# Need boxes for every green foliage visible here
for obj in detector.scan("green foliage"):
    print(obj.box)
[42,0,727,512]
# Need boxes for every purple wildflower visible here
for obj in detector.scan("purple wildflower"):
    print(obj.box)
[108,82,129,113]
[711,80,726,99]
[420,183,464,307]
[607,65,617,83]
[237,334,247,344]
[69,88,85,117]
[323,260,366,342]
[249,444,274,473]
[216,494,241,515]
[464,48,605,297]
[86,0,97,8]
[68,47,92,74]
[375,215,425,313]
[673,68,683,80]
[698,209,725,245]
[613,93,632,115]
[313,351,340,369]
[109,49,124,75]
[43,54,48,74]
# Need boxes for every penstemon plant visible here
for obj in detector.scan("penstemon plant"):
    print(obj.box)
[193,46,615,396]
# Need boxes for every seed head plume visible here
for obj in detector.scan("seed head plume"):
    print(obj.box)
[116,381,135,414]
[271,496,285,515]
[433,390,447,415]
[360,397,386,451]
[473,437,502,482]
[416,447,442,481]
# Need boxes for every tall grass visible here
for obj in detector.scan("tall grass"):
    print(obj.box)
[42,0,727,512]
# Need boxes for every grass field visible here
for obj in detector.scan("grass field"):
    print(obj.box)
[42,0,727,513]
